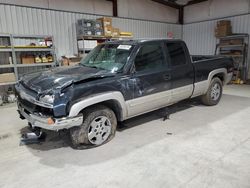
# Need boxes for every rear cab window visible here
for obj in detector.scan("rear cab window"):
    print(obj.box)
[134,42,167,72]
[166,41,188,67]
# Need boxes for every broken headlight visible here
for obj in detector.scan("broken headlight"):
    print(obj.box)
[39,94,55,104]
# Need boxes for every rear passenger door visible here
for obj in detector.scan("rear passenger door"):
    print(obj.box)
[166,41,194,102]
[126,41,172,117]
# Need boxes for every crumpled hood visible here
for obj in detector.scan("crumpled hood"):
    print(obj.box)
[20,65,113,93]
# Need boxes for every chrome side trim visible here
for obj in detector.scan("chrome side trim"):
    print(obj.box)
[69,92,128,120]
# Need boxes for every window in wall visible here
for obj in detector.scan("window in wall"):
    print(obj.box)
[134,43,165,72]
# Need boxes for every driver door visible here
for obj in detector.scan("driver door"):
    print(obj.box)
[126,41,172,117]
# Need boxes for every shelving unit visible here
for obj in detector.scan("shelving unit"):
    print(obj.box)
[0,34,16,86]
[0,34,56,86]
[215,34,249,82]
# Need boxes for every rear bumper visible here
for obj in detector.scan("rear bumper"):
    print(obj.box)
[18,104,83,131]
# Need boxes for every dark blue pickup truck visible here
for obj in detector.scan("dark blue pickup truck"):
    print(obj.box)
[15,39,234,148]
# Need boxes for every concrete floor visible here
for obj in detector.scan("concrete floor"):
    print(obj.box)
[0,85,250,188]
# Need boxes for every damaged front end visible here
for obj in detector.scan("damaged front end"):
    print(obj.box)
[15,78,83,131]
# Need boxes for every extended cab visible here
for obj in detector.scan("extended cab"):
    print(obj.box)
[15,39,234,148]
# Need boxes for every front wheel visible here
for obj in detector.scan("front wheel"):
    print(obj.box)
[69,105,117,149]
[201,77,223,106]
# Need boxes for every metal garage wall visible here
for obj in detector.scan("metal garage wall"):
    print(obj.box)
[0,4,182,58]
[183,14,250,78]
[183,14,250,56]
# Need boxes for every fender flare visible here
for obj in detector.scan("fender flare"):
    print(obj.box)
[68,91,128,120]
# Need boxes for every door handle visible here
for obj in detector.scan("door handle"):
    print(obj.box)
[163,74,171,81]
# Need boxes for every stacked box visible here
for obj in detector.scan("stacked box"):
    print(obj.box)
[97,17,112,37]
[0,73,15,83]
[77,19,104,36]
[77,28,94,36]
[103,26,112,37]
[215,20,232,37]
[93,29,104,36]
[77,19,95,28]
[112,28,120,37]
[97,17,112,27]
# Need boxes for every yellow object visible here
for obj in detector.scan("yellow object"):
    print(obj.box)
[120,31,133,36]
[47,54,53,62]
[112,28,120,37]
[42,55,48,63]
[35,55,42,63]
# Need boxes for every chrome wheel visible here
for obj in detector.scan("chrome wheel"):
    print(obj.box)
[88,116,112,145]
[211,83,221,101]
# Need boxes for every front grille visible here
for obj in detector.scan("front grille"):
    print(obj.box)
[18,97,54,117]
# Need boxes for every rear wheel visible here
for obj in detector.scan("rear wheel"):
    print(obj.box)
[70,105,117,149]
[201,77,223,106]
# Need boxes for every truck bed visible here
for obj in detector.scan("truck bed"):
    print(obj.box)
[192,55,234,83]
[191,55,223,62]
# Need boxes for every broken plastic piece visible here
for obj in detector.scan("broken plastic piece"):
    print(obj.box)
[20,131,46,146]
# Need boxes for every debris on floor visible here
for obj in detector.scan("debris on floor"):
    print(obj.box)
[20,131,46,145]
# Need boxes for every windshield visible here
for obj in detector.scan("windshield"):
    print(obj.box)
[80,43,134,73]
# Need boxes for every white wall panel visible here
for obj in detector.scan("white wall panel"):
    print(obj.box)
[183,14,250,55]
[184,0,250,23]
[183,14,250,78]
[0,0,179,23]
[0,4,181,58]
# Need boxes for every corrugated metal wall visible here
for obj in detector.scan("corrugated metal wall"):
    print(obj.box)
[0,4,182,58]
[183,14,250,55]
[183,14,250,78]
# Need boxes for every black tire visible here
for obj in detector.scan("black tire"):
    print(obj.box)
[69,105,117,149]
[201,77,223,106]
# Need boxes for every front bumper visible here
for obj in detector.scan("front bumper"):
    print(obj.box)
[18,105,83,131]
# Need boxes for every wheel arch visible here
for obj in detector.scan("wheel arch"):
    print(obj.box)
[209,68,227,85]
[68,92,127,121]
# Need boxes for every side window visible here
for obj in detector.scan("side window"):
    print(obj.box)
[134,43,165,72]
[167,42,187,66]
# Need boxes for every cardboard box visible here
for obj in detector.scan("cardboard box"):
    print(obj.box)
[97,17,112,27]
[0,73,16,83]
[103,26,113,37]
[230,39,243,45]
[21,56,35,64]
[215,25,232,37]
[217,20,231,26]
[61,56,82,66]
[112,28,120,37]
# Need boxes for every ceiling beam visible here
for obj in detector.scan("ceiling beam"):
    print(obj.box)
[185,0,208,6]
[152,0,181,9]
[107,0,118,17]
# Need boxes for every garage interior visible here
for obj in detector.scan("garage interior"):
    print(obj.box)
[0,0,250,187]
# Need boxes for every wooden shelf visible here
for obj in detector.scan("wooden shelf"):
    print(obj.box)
[16,62,54,67]
[0,81,16,86]
[0,64,14,68]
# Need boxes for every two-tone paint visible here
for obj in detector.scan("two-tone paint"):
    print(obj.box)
[15,39,234,131]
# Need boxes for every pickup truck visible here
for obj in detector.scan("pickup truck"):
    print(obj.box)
[15,39,234,148]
